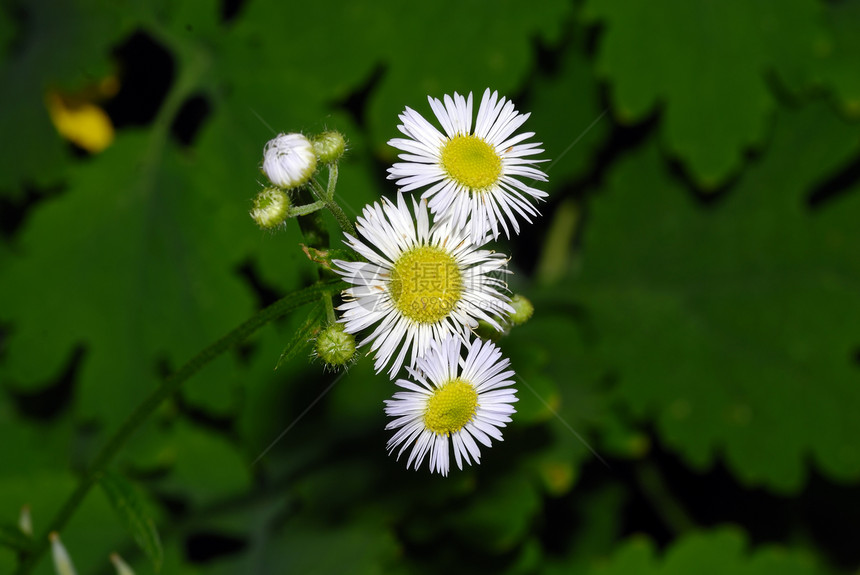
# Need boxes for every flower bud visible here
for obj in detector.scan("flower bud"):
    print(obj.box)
[250,187,290,230]
[50,532,78,575]
[315,322,356,369]
[261,133,317,189]
[312,131,346,164]
[474,319,505,341]
[508,294,534,326]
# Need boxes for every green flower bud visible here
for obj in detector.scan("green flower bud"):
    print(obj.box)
[475,319,506,341]
[262,132,317,189]
[312,131,346,164]
[315,322,356,369]
[508,294,534,326]
[250,187,290,230]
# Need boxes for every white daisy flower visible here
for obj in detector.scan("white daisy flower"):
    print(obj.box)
[385,336,518,476]
[333,193,512,377]
[388,88,548,241]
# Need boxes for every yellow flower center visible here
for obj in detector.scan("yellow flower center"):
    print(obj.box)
[424,378,479,436]
[440,135,502,190]
[390,246,462,324]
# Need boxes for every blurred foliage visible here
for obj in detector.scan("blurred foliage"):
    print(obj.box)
[1,0,859,573]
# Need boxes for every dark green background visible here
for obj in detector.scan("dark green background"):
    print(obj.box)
[1,0,859,573]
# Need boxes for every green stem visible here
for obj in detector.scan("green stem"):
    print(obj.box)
[326,163,339,200]
[16,279,345,575]
[309,175,356,238]
[323,293,336,323]
[325,199,357,237]
[289,200,326,217]
[634,460,696,535]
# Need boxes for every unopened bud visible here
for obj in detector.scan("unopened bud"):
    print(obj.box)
[50,532,78,575]
[475,319,505,341]
[250,187,290,230]
[315,322,356,368]
[312,131,346,164]
[261,133,317,189]
[110,553,135,575]
[508,294,534,326]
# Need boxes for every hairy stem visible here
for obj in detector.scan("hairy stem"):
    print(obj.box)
[289,200,327,217]
[309,174,356,237]
[16,280,345,574]
[326,163,339,200]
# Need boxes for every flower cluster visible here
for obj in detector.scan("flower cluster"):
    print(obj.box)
[332,89,547,475]
[251,131,347,230]
[255,89,545,475]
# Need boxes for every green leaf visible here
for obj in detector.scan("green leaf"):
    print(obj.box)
[155,421,252,507]
[504,339,558,425]
[445,474,542,552]
[527,30,609,187]
[816,1,860,119]
[99,470,163,572]
[275,302,323,370]
[0,0,130,197]
[503,303,610,472]
[0,130,259,429]
[360,0,575,156]
[207,507,400,575]
[576,101,860,492]
[584,0,823,188]
[588,528,820,575]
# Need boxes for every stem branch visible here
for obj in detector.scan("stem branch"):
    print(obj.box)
[289,200,326,217]
[309,172,356,237]
[16,280,345,574]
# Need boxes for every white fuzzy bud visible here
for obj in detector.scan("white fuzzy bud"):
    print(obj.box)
[261,133,317,189]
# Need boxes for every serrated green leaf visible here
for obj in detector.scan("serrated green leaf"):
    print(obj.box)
[99,470,163,572]
[0,130,259,429]
[588,528,820,575]
[362,0,574,156]
[576,101,860,492]
[528,31,609,187]
[584,0,823,188]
